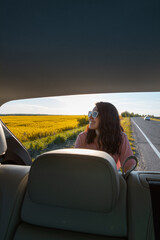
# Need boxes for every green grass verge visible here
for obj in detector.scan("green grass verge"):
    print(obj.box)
[23,126,86,158]
[121,117,136,154]
[150,118,160,122]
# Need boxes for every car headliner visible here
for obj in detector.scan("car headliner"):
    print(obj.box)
[1,1,160,106]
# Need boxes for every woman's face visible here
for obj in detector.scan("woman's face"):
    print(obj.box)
[88,106,100,130]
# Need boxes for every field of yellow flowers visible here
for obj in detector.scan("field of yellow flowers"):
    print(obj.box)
[0,115,86,142]
[0,115,135,158]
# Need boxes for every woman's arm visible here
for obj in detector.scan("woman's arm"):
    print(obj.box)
[119,133,136,172]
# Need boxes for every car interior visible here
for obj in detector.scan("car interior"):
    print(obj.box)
[1,1,160,240]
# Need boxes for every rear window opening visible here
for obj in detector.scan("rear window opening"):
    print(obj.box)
[0,92,160,171]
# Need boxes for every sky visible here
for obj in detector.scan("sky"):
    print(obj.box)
[0,92,160,116]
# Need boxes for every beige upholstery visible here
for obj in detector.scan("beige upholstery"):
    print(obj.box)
[0,121,7,157]
[13,149,127,240]
[27,149,119,212]
[127,171,157,240]
[1,149,159,240]
[0,165,30,240]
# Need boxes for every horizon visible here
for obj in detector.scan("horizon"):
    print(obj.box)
[0,113,158,117]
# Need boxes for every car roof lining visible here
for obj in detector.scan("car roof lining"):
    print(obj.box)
[0,77,159,106]
[1,1,160,106]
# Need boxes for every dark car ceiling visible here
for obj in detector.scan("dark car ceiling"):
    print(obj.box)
[1,1,160,106]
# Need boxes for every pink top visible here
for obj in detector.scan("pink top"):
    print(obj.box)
[75,131,135,171]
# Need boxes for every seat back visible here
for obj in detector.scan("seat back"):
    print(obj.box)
[0,165,30,240]
[127,171,159,240]
[11,149,127,240]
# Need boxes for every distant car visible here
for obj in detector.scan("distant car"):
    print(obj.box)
[144,116,150,120]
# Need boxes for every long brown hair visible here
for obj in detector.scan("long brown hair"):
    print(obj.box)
[86,102,123,155]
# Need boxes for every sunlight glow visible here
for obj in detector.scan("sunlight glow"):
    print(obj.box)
[0,92,160,116]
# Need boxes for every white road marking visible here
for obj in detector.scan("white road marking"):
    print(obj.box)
[132,119,160,159]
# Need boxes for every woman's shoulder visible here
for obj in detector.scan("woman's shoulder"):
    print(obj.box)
[121,131,127,137]
[75,131,87,148]
[78,131,87,138]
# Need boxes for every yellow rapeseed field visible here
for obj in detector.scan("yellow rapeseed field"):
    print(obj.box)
[0,115,86,142]
[0,115,135,154]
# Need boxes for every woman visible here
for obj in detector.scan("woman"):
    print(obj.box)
[75,102,136,172]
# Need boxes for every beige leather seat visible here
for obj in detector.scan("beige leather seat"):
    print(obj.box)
[0,121,30,240]
[127,171,156,240]
[6,149,127,240]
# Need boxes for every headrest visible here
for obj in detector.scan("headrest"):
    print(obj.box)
[0,121,7,157]
[21,149,127,236]
[28,149,120,213]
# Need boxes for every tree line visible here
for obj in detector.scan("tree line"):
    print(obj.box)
[121,111,155,118]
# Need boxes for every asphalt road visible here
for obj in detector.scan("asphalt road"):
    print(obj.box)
[131,117,160,171]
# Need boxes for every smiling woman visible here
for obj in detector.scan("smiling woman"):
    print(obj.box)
[75,101,136,172]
